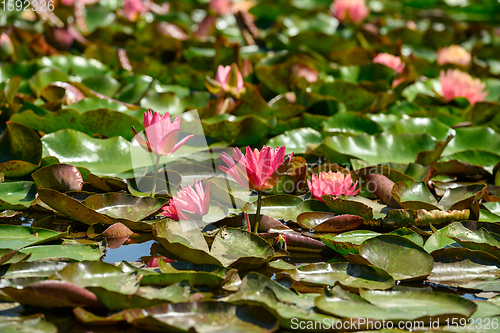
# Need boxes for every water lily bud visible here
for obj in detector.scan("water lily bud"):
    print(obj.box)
[330,0,369,24]
[0,33,14,59]
[206,63,246,99]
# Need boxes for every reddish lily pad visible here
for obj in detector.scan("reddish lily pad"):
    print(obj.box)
[296,212,363,232]
[1,280,103,308]
[31,163,84,192]
[322,195,374,222]
[365,174,400,207]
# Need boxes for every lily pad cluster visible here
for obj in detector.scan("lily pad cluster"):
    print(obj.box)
[1,0,500,331]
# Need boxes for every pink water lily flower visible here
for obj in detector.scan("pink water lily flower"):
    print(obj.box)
[437,45,471,67]
[124,0,149,21]
[133,110,194,157]
[209,0,232,15]
[308,171,359,202]
[161,181,210,220]
[330,0,369,24]
[373,53,405,74]
[439,69,488,106]
[220,146,292,192]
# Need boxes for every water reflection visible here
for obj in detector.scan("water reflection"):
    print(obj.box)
[102,239,157,264]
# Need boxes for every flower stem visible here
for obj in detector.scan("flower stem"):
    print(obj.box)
[254,191,262,233]
[151,155,161,198]
[217,97,231,115]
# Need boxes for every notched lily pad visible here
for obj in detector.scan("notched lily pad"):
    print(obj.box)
[392,181,440,210]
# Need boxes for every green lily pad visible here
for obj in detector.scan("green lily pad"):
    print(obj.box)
[36,55,111,78]
[242,195,329,222]
[153,221,273,269]
[446,224,500,260]
[72,307,127,326]
[123,302,278,333]
[0,122,42,177]
[322,228,424,256]
[83,193,167,223]
[41,129,133,176]
[37,188,113,225]
[229,272,340,330]
[0,181,36,210]
[28,67,69,96]
[0,249,30,266]
[11,108,143,141]
[386,117,454,141]
[81,75,120,97]
[210,227,274,269]
[438,185,486,211]
[88,280,200,311]
[323,133,437,165]
[21,244,104,261]
[153,220,222,266]
[0,225,65,249]
[1,261,68,279]
[0,314,57,332]
[140,272,225,288]
[200,114,275,146]
[360,235,434,280]
[287,262,395,290]
[266,128,323,155]
[315,286,477,321]
[50,261,138,294]
[443,127,500,157]
[322,112,383,135]
[392,181,441,210]
[428,248,500,291]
